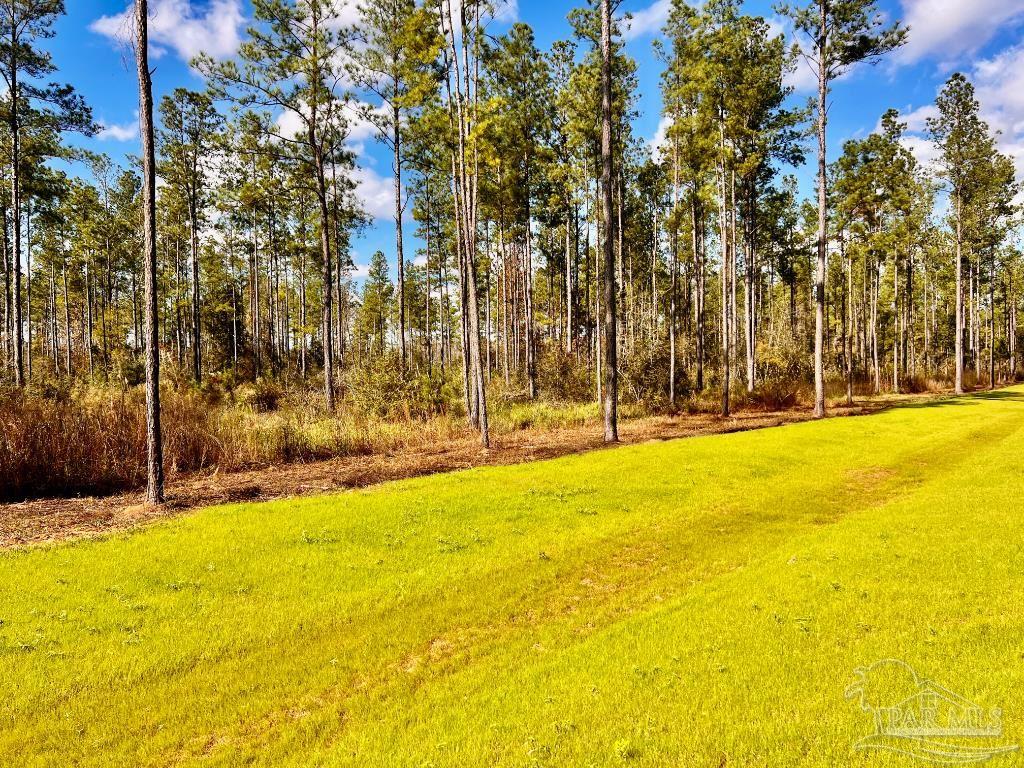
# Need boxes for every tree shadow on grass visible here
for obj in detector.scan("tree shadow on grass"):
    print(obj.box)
[890,388,1024,411]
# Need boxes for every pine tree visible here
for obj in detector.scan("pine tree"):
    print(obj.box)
[158,88,222,383]
[349,0,442,372]
[0,0,92,385]
[928,74,997,395]
[199,0,354,410]
[776,0,905,416]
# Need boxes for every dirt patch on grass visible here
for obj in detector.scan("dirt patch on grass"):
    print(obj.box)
[0,393,947,549]
[844,466,898,490]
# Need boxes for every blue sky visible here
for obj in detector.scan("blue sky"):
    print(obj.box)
[57,0,1024,275]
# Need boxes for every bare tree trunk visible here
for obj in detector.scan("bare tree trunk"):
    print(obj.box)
[190,204,201,382]
[425,207,433,372]
[990,250,996,389]
[954,194,963,394]
[8,20,23,386]
[24,209,35,380]
[650,206,657,346]
[485,240,492,380]
[565,210,573,354]
[695,206,705,392]
[524,192,537,399]
[47,262,55,372]
[871,261,880,394]
[62,258,71,376]
[137,0,164,503]
[892,252,899,392]
[86,261,94,377]
[813,5,828,417]
[669,140,678,405]
[440,0,488,446]
[616,171,626,364]
[718,157,730,417]
[500,223,509,384]
[973,261,981,382]
[1009,274,1017,378]
[393,103,406,370]
[1,205,8,374]
[307,58,334,413]
[843,229,853,405]
[744,201,755,393]
[600,0,617,442]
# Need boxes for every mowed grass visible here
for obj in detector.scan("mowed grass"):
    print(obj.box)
[3,388,1024,766]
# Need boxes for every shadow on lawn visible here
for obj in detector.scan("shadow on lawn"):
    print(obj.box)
[891,388,1024,411]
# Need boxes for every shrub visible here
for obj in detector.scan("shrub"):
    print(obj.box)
[345,354,459,420]
[537,347,592,403]
[621,344,690,408]
[743,380,803,411]
[240,378,283,412]
[345,353,410,418]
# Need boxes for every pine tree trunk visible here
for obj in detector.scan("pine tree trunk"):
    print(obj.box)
[696,205,705,393]
[600,0,617,442]
[524,178,537,399]
[137,0,165,504]
[813,3,828,417]
[669,140,678,405]
[892,252,899,392]
[190,205,201,382]
[843,229,853,405]
[744,199,755,393]
[718,158,730,417]
[62,259,71,377]
[9,20,23,387]
[990,250,996,389]
[1,206,9,373]
[954,194,963,394]
[393,103,406,370]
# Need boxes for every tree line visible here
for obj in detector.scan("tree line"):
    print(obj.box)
[0,0,1020,502]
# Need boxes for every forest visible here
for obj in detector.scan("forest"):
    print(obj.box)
[0,0,1019,504]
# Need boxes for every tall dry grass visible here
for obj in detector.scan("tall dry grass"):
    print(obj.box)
[0,384,466,502]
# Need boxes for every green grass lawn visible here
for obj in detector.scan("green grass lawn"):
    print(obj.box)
[3,388,1024,766]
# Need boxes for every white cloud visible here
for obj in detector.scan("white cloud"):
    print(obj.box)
[91,0,245,62]
[494,0,518,24]
[896,42,1024,183]
[765,15,786,41]
[897,104,939,134]
[97,120,139,142]
[348,104,383,145]
[773,14,819,94]
[901,134,940,169]
[275,101,385,158]
[327,0,361,30]
[974,44,1024,140]
[785,55,818,94]
[972,42,1024,180]
[275,108,306,141]
[349,261,371,279]
[353,165,394,221]
[649,114,671,161]
[622,0,671,41]
[897,0,1024,65]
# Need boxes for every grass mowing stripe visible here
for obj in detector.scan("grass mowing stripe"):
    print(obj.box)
[1,388,1022,766]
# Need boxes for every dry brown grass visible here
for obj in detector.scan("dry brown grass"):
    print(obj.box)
[0,385,467,502]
